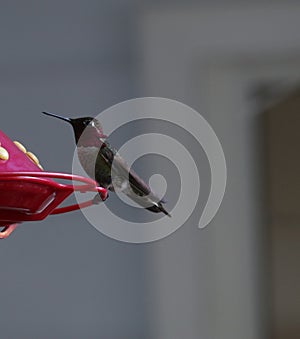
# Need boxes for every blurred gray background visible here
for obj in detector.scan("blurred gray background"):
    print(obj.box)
[1,1,300,338]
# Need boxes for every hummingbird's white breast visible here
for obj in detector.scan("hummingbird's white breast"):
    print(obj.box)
[77,146,99,180]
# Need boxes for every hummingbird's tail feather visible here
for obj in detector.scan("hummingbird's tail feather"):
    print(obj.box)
[125,186,171,217]
[146,200,171,217]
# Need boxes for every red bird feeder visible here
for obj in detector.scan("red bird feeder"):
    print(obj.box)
[0,130,107,238]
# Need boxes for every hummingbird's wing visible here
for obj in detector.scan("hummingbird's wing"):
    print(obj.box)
[98,142,170,216]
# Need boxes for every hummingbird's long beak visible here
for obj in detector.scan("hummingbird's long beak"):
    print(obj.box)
[42,111,72,124]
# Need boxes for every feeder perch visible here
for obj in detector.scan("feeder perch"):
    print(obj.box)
[0,130,107,239]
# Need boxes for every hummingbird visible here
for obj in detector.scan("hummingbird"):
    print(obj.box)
[42,111,171,217]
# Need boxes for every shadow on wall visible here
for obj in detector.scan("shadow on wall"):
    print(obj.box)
[264,87,300,339]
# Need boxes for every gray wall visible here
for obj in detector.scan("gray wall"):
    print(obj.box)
[0,1,298,339]
[0,2,147,338]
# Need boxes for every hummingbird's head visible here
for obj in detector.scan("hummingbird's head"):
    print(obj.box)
[42,112,106,146]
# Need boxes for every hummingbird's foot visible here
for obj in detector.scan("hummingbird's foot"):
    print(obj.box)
[92,192,109,205]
